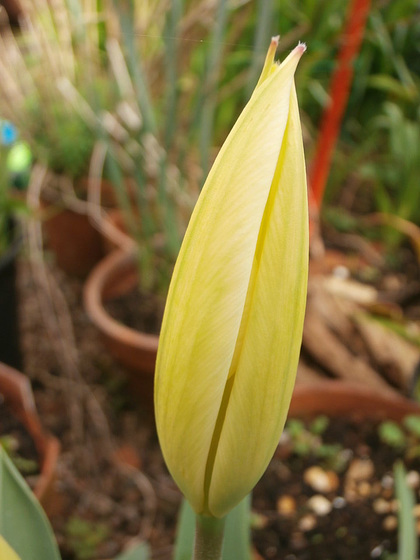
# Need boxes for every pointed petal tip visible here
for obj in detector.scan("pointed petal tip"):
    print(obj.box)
[295,42,307,55]
[266,36,280,64]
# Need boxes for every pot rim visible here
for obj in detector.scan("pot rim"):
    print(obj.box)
[0,361,60,503]
[83,249,159,351]
[290,379,420,421]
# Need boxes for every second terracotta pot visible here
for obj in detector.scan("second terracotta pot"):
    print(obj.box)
[289,379,420,421]
[83,250,159,406]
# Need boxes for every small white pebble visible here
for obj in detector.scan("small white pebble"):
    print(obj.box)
[347,458,374,481]
[383,515,398,531]
[407,470,420,489]
[304,466,339,493]
[381,474,394,489]
[371,544,384,558]
[373,498,391,515]
[307,495,332,516]
[298,514,317,532]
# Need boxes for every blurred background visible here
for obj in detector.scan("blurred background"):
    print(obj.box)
[0,0,419,558]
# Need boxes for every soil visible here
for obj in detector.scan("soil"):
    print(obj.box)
[253,414,420,560]
[105,288,164,336]
[14,251,420,560]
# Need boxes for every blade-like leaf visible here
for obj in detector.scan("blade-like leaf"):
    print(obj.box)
[174,499,195,560]
[0,447,61,560]
[246,0,275,96]
[394,461,418,560]
[174,496,252,560]
[223,494,252,560]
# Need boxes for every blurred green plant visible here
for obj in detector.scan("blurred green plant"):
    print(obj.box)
[23,96,94,180]
[64,517,109,560]
[319,0,420,251]
[285,417,349,472]
[0,1,114,183]
[360,102,420,246]
[90,0,294,299]
[378,415,420,459]
[1,0,294,300]
[0,138,30,255]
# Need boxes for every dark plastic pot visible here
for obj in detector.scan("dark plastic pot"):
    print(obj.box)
[0,225,22,370]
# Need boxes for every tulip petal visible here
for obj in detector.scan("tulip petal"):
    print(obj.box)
[0,537,21,560]
[208,85,308,517]
[155,46,306,515]
[255,35,280,88]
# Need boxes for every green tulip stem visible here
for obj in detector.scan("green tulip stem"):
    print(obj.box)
[193,514,225,560]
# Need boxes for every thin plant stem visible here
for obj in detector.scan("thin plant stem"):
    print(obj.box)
[198,0,229,178]
[194,514,225,560]
[246,0,274,97]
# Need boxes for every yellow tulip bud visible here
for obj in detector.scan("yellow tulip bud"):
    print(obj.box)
[155,38,308,518]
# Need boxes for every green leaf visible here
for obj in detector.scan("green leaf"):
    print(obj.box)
[394,461,418,560]
[0,447,61,560]
[174,496,252,560]
[174,498,195,560]
[378,421,406,449]
[403,415,420,438]
[222,494,252,560]
[114,542,150,560]
[309,415,329,435]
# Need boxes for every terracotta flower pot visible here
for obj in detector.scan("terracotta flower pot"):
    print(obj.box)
[289,379,420,421]
[41,178,120,278]
[42,203,104,278]
[0,362,60,506]
[83,250,159,406]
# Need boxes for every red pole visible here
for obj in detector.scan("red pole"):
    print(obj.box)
[309,0,372,211]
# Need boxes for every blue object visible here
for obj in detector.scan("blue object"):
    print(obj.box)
[1,121,18,146]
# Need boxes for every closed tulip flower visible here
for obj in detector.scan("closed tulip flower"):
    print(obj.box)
[155,38,308,520]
